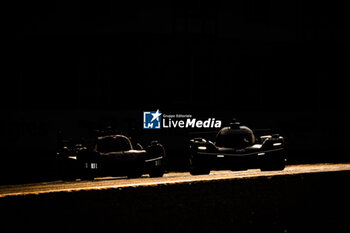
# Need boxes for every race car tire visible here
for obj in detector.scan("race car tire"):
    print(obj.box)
[189,154,210,175]
[127,171,143,179]
[149,158,165,178]
[80,174,95,180]
[149,167,165,178]
[60,160,78,181]
[260,158,286,171]
[61,173,76,181]
[80,167,95,180]
[189,167,210,175]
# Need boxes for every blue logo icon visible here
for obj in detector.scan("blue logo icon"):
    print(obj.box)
[143,110,162,129]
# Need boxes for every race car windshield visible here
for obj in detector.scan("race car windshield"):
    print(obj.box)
[216,131,254,148]
[97,137,131,152]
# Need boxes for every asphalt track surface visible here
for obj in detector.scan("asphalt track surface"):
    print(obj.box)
[1,163,349,198]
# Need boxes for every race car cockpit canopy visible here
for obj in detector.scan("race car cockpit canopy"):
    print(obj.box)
[96,135,132,153]
[215,122,255,149]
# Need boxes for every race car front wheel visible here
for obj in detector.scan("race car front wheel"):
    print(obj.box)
[127,170,143,179]
[149,159,165,178]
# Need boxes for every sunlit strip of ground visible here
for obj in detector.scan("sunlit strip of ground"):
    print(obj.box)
[0,163,349,198]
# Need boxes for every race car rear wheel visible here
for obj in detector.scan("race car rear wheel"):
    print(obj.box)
[80,173,95,180]
[189,167,210,175]
[127,171,143,179]
[149,167,164,178]
[189,155,210,175]
[61,173,77,181]
[260,158,286,171]
[60,159,78,181]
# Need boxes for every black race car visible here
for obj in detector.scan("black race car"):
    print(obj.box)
[58,135,166,180]
[188,120,286,175]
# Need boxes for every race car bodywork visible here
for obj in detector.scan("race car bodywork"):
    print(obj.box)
[59,135,165,180]
[188,121,286,175]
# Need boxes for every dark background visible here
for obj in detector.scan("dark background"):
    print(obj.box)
[2,1,349,183]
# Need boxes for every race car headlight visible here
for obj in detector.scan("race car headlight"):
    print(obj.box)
[198,146,207,150]
[273,142,282,146]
